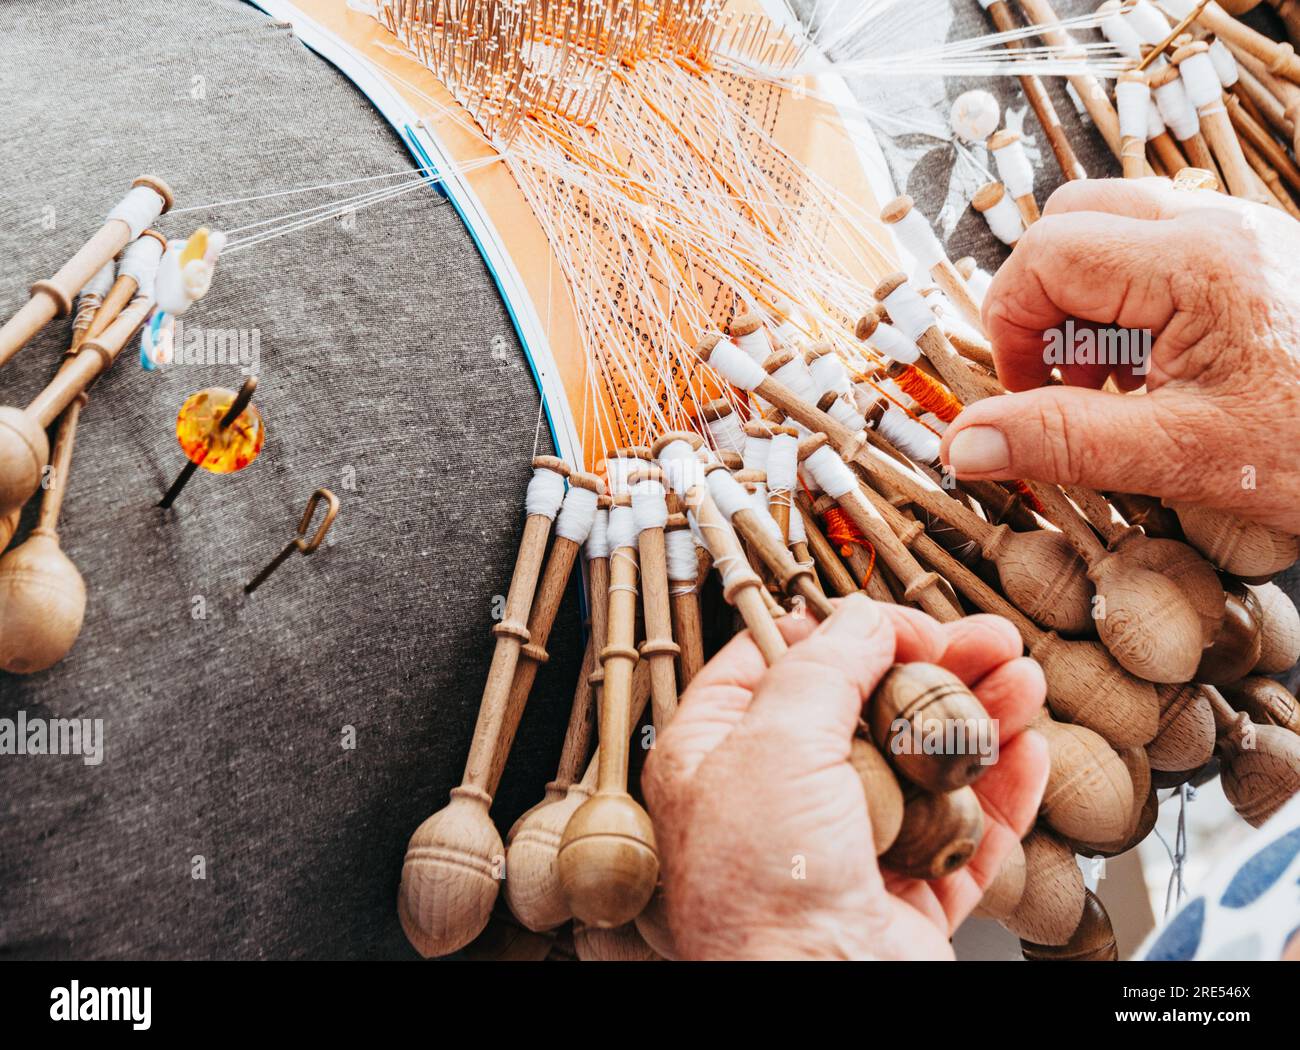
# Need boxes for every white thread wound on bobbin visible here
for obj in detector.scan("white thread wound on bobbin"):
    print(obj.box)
[826,396,866,432]
[868,321,921,365]
[982,191,1026,246]
[882,283,937,343]
[119,233,165,287]
[708,338,768,390]
[1209,39,1239,88]
[772,355,818,404]
[1117,79,1151,141]
[631,477,669,534]
[607,503,638,550]
[734,327,771,364]
[606,455,649,497]
[877,406,941,464]
[665,527,698,583]
[802,445,857,499]
[1147,98,1168,140]
[742,432,770,472]
[555,484,600,543]
[586,507,610,559]
[706,468,752,521]
[965,265,992,303]
[749,490,785,540]
[81,260,115,300]
[991,139,1035,200]
[890,207,946,270]
[525,465,567,519]
[766,433,799,491]
[706,410,747,453]
[789,505,807,544]
[107,185,167,239]
[1179,51,1223,110]
[1100,5,1144,60]
[657,440,706,496]
[808,352,850,397]
[1125,0,1172,45]
[1154,76,1200,140]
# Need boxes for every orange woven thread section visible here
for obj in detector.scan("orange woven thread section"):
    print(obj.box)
[1010,479,1046,515]
[892,364,962,423]
[855,373,941,437]
[822,506,876,587]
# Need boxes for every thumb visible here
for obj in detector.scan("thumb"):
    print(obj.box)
[940,385,1223,501]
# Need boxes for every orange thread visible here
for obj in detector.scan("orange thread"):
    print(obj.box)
[1010,479,1046,516]
[892,364,963,423]
[855,372,941,437]
[821,506,877,588]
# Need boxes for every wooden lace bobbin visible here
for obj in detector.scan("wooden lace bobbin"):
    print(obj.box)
[1175,0,1300,83]
[1020,890,1119,961]
[0,397,87,674]
[867,662,995,793]
[629,469,681,731]
[461,906,557,961]
[1067,485,1225,647]
[397,456,569,958]
[1196,580,1263,685]
[1172,41,1274,202]
[665,513,706,688]
[1234,119,1300,219]
[1149,60,1225,181]
[1002,828,1086,945]
[875,271,1202,682]
[1116,70,1156,179]
[1226,41,1300,155]
[880,784,984,880]
[878,195,985,333]
[972,181,1025,248]
[1223,676,1300,735]
[708,464,835,620]
[1029,706,1137,848]
[699,397,746,456]
[0,278,157,519]
[1248,581,1300,672]
[952,256,992,305]
[865,475,1159,751]
[861,445,1095,635]
[0,175,171,369]
[573,921,663,962]
[848,731,906,855]
[88,229,168,340]
[981,0,1087,179]
[507,660,652,933]
[727,308,774,365]
[1149,682,1218,771]
[1168,501,1300,577]
[655,432,788,663]
[1209,691,1300,826]
[972,837,1027,922]
[798,436,960,621]
[1059,745,1154,856]
[987,131,1041,226]
[489,471,605,797]
[809,487,897,604]
[764,425,800,543]
[557,495,659,929]
[1019,0,1141,166]
[1270,0,1300,46]
[794,494,860,598]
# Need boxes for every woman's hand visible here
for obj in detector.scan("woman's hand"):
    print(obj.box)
[942,178,1300,534]
[641,595,1049,960]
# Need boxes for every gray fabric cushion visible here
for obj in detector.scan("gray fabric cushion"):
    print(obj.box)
[0,0,582,959]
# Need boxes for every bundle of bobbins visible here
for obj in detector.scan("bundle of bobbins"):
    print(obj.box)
[0,175,174,674]
[407,285,1300,960]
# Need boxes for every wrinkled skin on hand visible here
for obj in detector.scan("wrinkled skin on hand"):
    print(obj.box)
[642,596,1049,960]
[942,178,1300,535]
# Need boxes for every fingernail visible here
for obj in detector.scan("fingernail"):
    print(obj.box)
[947,426,1011,475]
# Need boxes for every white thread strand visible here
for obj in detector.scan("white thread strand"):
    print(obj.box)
[767,433,799,491]
[631,478,669,533]
[992,138,1035,200]
[586,508,611,559]
[708,339,768,391]
[808,352,851,397]
[868,321,922,365]
[555,484,600,543]
[802,445,858,498]
[890,207,946,270]
[883,283,937,343]
[107,185,167,239]
[525,466,567,519]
